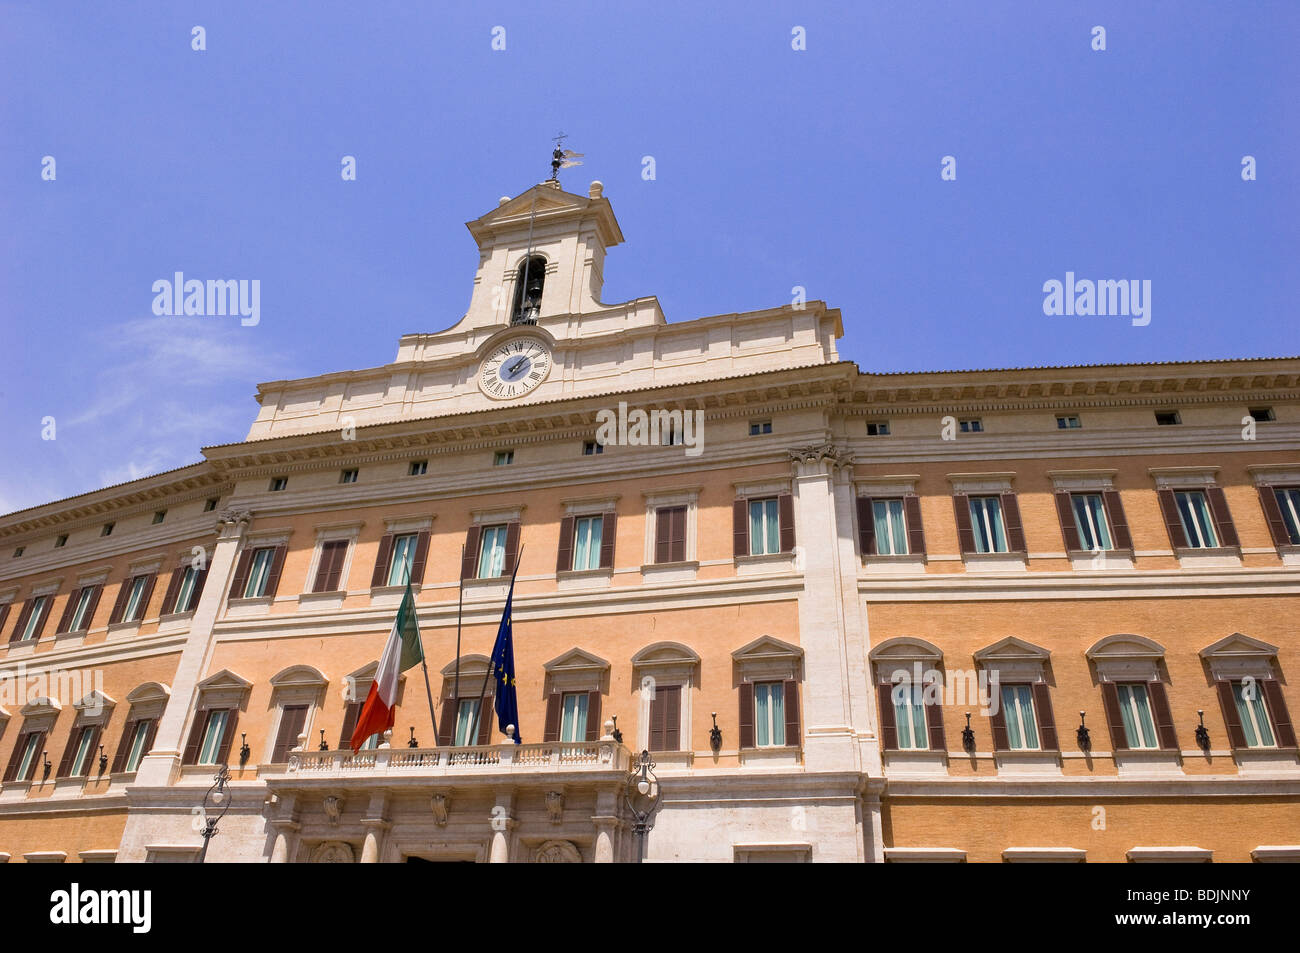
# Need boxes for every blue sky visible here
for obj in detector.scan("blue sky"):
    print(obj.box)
[2,1,1297,515]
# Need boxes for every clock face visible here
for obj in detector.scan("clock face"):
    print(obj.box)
[477,337,553,400]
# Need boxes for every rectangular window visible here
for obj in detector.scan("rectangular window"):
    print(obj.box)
[123,576,149,622]
[387,533,419,586]
[124,720,155,772]
[662,420,684,446]
[15,733,42,782]
[582,441,604,455]
[70,726,98,776]
[754,682,787,747]
[55,535,67,548]
[959,418,983,433]
[477,525,508,579]
[1274,487,1300,545]
[648,684,682,751]
[339,469,358,484]
[174,567,201,613]
[1232,682,1276,748]
[312,539,349,593]
[654,505,687,563]
[204,498,218,512]
[69,586,97,631]
[1001,685,1039,750]
[408,460,428,476]
[891,681,928,750]
[454,699,481,746]
[748,498,781,556]
[559,692,589,743]
[1249,406,1275,422]
[572,516,604,571]
[969,496,1008,553]
[244,547,277,597]
[1056,415,1081,429]
[493,451,514,466]
[101,523,114,537]
[866,421,890,436]
[872,499,908,555]
[21,595,48,641]
[13,547,23,558]
[197,710,230,765]
[1071,493,1113,551]
[153,510,167,524]
[1174,490,1218,548]
[1155,411,1181,426]
[269,476,288,491]
[749,421,773,436]
[1116,683,1159,749]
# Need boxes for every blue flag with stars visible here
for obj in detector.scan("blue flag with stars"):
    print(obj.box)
[489,568,521,744]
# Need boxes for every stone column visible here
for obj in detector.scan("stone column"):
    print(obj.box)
[592,789,620,863]
[269,821,300,863]
[489,792,515,863]
[360,793,390,863]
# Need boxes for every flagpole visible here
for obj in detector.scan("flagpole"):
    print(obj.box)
[467,546,522,744]
[454,545,465,715]
[405,556,439,747]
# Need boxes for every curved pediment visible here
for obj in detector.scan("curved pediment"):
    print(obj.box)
[1086,634,1166,660]
[269,665,329,689]
[440,654,491,678]
[126,682,170,705]
[631,642,701,668]
[869,637,944,662]
[73,690,116,712]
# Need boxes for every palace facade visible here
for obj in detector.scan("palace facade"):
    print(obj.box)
[1,179,1298,862]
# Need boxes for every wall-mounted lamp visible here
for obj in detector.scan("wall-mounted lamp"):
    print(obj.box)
[1194,710,1211,751]
[238,732,251,768]
[961,713,976,753]
[98,744,108,775]
[319,729,329,751]
[408,727,419,748]
[709,712,722,753]
[1076,711,1091,752]
[42,751,52,781]
[610,715,623,744]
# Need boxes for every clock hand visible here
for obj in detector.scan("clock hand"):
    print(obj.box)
[506,357,528,375]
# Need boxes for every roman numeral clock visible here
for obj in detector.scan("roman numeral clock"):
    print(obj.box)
[477,336,553,400]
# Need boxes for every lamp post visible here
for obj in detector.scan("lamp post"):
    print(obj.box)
[196,765,232,863]
[624,749,662,864]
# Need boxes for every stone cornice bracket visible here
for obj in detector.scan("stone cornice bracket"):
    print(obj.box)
[788,443,853,476]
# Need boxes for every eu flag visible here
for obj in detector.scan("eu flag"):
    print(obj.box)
[489,570,521,744]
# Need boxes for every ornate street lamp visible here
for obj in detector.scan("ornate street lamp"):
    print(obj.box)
[196,765,233,863]
[624,749,662,863]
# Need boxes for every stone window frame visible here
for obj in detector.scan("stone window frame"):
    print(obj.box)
[869,637,947,763]
[631,641,700,756]
[301,521,363,598]
[641,486,701,568]
[972,636,1060,768]
[265,665,329,763]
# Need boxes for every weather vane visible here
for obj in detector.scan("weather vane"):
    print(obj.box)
[549,132,583,182]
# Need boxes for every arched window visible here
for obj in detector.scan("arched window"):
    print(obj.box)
[511,256,546,325]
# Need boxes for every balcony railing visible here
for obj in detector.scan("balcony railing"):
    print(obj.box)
[271,741,631,780]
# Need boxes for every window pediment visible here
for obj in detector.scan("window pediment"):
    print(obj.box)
[543,647,610,675]
[1086,634,1166,661]
[1199,633,1279,660]
[126,682,171,705]
[869,637,944,664]
[631,642,701,669]
[269,665,329,690]
[19,696,61,717]
[973,637,1050,664]
[73,690,116,713]
[196,669,253,692]
[732,635,802,682]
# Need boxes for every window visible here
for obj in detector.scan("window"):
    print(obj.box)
[11,732,44,782]
[55,535,67,548]
[559,692,589,743]
[270,705,310,763]
[1000,685,1039,750]
[339,469,358,485]
[1070,493,1113,550]
[68,586,99,632]
[204,498,218,512]
[244,547,277,597]
[749,421,772,436]
[1231,682,1276,748]
[647,684,682,751]
[67,725,99,777]
[1056,415,1081,429]
[269,476,288,492]
[511,255,545,324]
[12,547,22,558]
[754,682,787,747]
[339,699,382,750]
[454,699,482,746]
[121,720,156,772]
[196,710,231,765]
[582,441,603,455]
[312,540,349,593]
[872,499,908,555]
[1113,684,1159,749]
[477,525,509,578]
[1249,407,1275,423]
[408,460,428,476]
[572,516,604,571]
[866,421,890,436]
[19,595,49,641]
[959,418,983,433]
[654,505,687,563]
[386,533,419,586]
[493,451,514,467]
[101,523,114,537]
[152,510,167,524]
[661,419,684,446]
[122,575,151,622]
[172,566,203,613]
[1155,411,1181,426]
[1273,487,1300,545]
[1174,490,1218,548]
[748,498,781,556]
[890,681,928,750]
[968,496,1008,553]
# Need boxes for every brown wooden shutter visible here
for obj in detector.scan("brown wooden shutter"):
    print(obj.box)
[160,569,183,615]
[340,701,363,749]
[1102,490,1133,551]
[989,690,1009,750]
[556,516,576,573]
[877,682,898,750]
[316,540,349,592]
[57,725,83,778]
[271,705,309,762]
[1261,679,1297,748]
[598,511,617,569]
[461,526,481,579]
[181,711,208,765]
[543,694,562,743]
[654,508,672,564]
[0,603,10,640]
[585,691,602,742]
[649,688,666,751]
[1032,682,1057,750]
[263,547,287,599]
[952,494,976,554]
[79,585,101,631]
[670,506,686,562]
[189,567,209,609]
[1215,681,1247,748]
[229,548,253,600]
[477,696,494,745]
[503,521,521,575]
[436,698,456,747]
[1054,492,1082,552]
[27,596,51,641]
[783,680,800,747]
[8,599,34,643]
[1157,488,1188,548]
[1001,493,1027,553]
[1258,485,1294,547]
[904,495,927,556]
[216,709,240,764]
[83,724,103,775]
[738,682,755,749]
[108,581,132,625]
[1205,486,1240,548]
[110,720,137,773]
[371,534,395,587]
[732,499,749,557]
[410,530,430,585]
[663,685,681,751]
[778,494,796,552]
[57,588,83,634]
[1101,682,1128,750]
[141,719,158,761]
[1147,681,1179,750]
[856,497,875,556]
[924,677,946,750]
[131,573,156,622]
[3,732,31,782]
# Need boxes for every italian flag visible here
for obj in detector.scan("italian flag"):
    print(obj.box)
[350,581,424,751]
